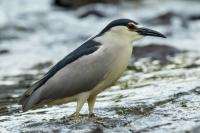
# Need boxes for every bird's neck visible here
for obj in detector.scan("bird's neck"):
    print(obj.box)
[95,32,133,48]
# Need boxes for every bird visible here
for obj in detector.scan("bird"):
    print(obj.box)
[19,18,166,117]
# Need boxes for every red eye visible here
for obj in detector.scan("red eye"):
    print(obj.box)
[128,23,136,30]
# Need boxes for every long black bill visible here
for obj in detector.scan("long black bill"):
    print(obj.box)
[136,27,166,38]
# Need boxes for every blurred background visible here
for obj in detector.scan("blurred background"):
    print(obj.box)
[0,0,200,132]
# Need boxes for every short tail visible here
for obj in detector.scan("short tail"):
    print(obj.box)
[19,90,41,111]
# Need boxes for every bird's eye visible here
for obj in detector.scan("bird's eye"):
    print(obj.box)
[127,23,136,30]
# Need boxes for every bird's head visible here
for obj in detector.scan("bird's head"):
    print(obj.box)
[98,18,166,43]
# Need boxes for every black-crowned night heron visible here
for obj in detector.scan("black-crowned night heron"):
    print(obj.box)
[19,18,166,117]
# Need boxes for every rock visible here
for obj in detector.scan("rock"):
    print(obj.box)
[3,74,36,82]
[77,3,117,18]
[0,34,19,41]
[90,127,104,133]
[154,12,177,25]
[0,84,27,91]
[0,49,9,55]
[145,11,188,28]
[53,0,119,9]
[129,44,188,72]
[190,125,200,133]
[188,14,200,21]
[78,9,106,18]
[30,61,53,70]
[132,44,185,63]
[2,74,38,89]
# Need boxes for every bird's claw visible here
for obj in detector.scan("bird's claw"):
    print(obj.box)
[61,112,80,120]
[89,113,96,118]
[70,112,80,118]
[61,112,81,121]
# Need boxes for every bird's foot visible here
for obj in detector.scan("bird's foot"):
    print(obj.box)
[61,112,80,121]
[89,113,96,118]
[69,112,80,118]
[88,114,105,125]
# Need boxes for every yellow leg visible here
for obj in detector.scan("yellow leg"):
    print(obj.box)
[87,95,97,117]
[70,92,89,118]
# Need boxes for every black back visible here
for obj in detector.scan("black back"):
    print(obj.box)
[19,39,101,104]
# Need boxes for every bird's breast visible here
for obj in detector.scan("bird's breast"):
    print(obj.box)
[90,40,133,95]
[104,41,132,83]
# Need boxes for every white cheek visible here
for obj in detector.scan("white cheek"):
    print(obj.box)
[131,33,143,41]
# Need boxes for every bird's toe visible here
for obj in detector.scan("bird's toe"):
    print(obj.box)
[89,113,96,118]
[70,112,80,118]
[61,112,81,120]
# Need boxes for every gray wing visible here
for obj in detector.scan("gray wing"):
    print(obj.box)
[19,39,111,111]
